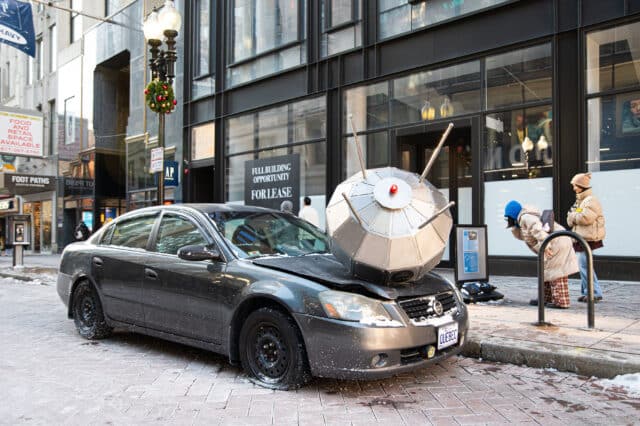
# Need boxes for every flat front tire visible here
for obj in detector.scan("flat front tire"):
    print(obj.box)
[72,281,112,340]
[239,307,310,390]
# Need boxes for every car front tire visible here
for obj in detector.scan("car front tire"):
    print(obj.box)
[239,307,311,390]
[72,281,112,340]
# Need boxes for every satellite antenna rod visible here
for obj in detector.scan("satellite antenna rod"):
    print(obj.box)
[419,122,454,183]
[348,114,367,179]
[418,201,455,229]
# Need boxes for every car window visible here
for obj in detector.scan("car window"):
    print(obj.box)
[110,215,157,249]
[154,214,208,255]
[99,223,116,245]
[209,211,329,258]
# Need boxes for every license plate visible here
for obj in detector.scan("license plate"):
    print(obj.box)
[437,322,459,350]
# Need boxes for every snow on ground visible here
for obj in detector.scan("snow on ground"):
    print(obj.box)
[598,373,640,397]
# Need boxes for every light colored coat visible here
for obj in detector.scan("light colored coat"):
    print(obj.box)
[567,188,605,242]
[512,205,579,282]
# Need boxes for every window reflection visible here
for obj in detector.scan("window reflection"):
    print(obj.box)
[225,96,327,203]
[378,0,511,40]
[228,0,306,86]
[484,107,553,180]
[320,0,362,57]
[343,82,389,132]
[587,93,640,171]
[391,61,481,125]
[486,44,552,109]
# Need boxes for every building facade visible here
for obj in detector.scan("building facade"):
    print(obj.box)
[182,0,640,279]
[1,0,184,252]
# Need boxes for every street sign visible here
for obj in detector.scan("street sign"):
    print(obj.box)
[150,147,164,173]
[164,161,179,187]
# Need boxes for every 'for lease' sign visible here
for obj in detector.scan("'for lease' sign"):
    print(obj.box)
[0,107,43,157]
[244,154,300,213]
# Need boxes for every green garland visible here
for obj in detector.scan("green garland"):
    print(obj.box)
[144,79,177,114]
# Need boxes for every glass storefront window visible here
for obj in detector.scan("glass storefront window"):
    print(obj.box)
[226,114,255,155]
[226,142,327,203]
[587,21,640,94]
[344,131,388,178]
[191,122,215,161]
[486,44,552,109]
[483,106,553,181]
[379,0,511,40]
[258,105,288,150]
[344,82,389,133]
[391,61,481,126]
[587,93,640,171]
[225,96,327,204]
[227,96,327,156]
[293,97,326,142]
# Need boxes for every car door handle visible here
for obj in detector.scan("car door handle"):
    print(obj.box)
[145,268,158,280]
[93,257,103,267]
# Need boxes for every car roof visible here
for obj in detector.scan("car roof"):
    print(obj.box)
[125,203,278,217]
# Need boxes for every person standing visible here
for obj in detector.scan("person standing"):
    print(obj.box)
[279,200,293,214]
[567,172,605,302]
[298,196,320,228]
[75,221,91,241]
[504,200,579,309]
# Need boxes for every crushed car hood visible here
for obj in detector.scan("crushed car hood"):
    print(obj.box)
[252,254,452,300]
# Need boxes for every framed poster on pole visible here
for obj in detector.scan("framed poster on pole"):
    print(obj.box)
[455,225,488,283]
[454,225,502,303]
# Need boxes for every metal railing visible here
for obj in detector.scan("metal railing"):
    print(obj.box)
[537,230,595,329]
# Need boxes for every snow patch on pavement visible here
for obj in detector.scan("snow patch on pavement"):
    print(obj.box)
[598,373,640,397]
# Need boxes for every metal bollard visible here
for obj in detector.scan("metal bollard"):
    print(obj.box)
[537,230,594,329]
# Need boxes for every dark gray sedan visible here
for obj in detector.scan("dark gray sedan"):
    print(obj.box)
[57,204,468,389]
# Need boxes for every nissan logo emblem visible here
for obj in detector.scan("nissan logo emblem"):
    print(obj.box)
[432,300,444,316]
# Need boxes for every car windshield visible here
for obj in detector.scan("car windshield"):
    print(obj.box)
[208,210,330,258]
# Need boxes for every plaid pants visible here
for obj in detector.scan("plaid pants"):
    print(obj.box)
[544,276,570,307]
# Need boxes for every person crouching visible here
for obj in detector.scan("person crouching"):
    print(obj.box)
[504,200,579,309]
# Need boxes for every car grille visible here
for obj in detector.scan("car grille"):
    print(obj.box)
[398,291,457,320]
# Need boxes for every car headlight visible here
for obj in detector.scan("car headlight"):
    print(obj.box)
[318,290,400,326]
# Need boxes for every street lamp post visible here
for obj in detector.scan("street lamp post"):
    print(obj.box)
[143,1,182,205]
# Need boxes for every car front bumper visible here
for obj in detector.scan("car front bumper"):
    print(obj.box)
[293,305,469,380]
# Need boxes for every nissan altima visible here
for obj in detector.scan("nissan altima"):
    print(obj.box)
[57,204,468,389]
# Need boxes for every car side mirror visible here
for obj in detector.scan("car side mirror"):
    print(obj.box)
[177,245,222,262]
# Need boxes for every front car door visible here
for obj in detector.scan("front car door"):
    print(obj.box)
[142,211,226,344]
[93,213,158,325]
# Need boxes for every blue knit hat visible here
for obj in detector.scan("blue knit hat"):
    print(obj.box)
[504,200,522,220]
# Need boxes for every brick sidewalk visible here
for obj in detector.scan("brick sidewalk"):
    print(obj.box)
[1,276,639,425]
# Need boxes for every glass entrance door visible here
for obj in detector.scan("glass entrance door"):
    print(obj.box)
[397,126,472,264]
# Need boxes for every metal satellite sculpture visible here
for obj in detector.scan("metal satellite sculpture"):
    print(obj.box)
[326,116,455,285]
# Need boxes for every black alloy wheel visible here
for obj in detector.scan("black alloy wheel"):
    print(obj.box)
[239,307,310,390]
[72,281,112,340]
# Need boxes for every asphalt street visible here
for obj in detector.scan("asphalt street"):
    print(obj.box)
[0,272,638,425]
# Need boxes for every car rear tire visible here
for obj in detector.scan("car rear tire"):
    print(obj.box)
[239,307,311,390]
[72,281,112,340]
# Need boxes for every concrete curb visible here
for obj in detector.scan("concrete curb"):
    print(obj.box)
[0,268,58,282]
[463,335,640,379]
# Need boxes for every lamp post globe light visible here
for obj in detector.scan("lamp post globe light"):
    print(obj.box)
[143,0,181,205]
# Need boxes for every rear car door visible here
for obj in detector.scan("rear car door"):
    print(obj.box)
[93,213,158,325]
[142,212,226,344]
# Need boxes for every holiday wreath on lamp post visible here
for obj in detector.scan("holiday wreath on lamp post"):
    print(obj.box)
[144,79,177,114]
